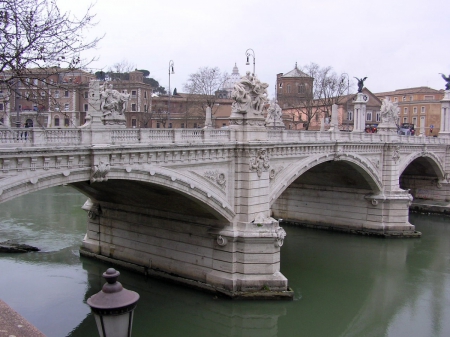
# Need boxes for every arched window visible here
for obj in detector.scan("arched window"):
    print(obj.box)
[54,115,60,127]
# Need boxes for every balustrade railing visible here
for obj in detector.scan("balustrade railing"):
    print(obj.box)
[0,127,449,148]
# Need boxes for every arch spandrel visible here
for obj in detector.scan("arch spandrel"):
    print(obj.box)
[269,153,383,206]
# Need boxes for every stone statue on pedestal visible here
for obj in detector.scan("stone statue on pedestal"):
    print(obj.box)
[380,98,399,124]
[231,72,269,117]
[264,100,285,129]
[99,83,129,126]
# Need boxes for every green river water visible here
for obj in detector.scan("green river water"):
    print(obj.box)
[0,186,449,337]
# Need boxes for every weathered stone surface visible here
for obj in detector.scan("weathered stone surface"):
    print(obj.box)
[0,240,40,253]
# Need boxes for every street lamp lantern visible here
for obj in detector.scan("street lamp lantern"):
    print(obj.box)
[87,268,140,337]
[245,48,256,75]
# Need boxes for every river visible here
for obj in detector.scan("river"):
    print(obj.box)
[1,186,449,337]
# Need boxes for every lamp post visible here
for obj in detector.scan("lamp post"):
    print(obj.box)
[87,268,140,337]
[168,60,175,128]
[341,73,350,131]
[245,49,255,75]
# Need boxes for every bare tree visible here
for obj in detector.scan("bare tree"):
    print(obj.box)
[0,0,102,128]
[284,63,349,130]
[183,67,228,118]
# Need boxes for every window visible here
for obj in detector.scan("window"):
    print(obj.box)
[287,85,291,94]
[54,116,60,126]
[64,118,70,127]
[84,104,88,112]
[413,107,417,114]
[0,103,3,110]
[348,110,353,121]
[404,107,408,114]
[131,90,137,98]
[403,117,407,123]
[131,118,137,128]
[410,96,413,101]
[144,91,147,98]
[181,123,185,128]
[84,91,88,99]
[64,90,69,97]
[366,110,372,121]
[156,123,160,128]
[54,90,59,98]
[194,123,197,128]
[33,79,38,85]
[64,103,69,111]
[169,123,172,128]
[420,116,425,127]
[131,103,136,111]
[376,111,381,122]
[412,117,417,126]
[144,104,147,112]
[424,95,434,100]
[421,106,425,113]
[298,84,305,94]
[394,97,398,102]
[402,96,406,101]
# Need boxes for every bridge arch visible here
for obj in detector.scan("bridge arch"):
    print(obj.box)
[270,153,383,206]
[399,151,446,179]
[0,166,234,222]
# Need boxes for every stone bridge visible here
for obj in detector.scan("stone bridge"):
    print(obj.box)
[1,81,450,299]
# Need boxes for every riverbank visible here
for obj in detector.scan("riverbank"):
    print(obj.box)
[0,299,46,337]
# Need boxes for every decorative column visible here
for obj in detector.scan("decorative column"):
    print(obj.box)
[439,90,450,138]
[352,92,368,132]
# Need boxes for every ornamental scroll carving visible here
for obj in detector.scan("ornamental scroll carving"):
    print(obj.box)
[204,170,226,190]
[249,148,270,177]
[91,160,110,183]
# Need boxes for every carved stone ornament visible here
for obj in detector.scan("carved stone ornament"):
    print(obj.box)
[216,235,228,247]
[91,160,110,183]
[274,227,286,247]
[231,72,269,117]
[249,148,270,177]
[99,83,128,125]
[204,170,226,190]
[392,146,400,162]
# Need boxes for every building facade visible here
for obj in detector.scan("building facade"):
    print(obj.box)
[375,87,444,136]
[0,69,153,129]
[276,63,314,109]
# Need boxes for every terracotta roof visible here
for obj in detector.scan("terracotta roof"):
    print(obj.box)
[281,64,311,78]
[375,86,442,96]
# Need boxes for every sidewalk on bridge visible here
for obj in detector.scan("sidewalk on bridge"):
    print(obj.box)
[0,299,46,337]
[411,198,450,214]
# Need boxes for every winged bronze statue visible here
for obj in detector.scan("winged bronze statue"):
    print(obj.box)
[440,73,450,90]
[354,77,367,93]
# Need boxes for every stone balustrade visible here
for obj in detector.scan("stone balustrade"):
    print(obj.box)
[2,127,449,148]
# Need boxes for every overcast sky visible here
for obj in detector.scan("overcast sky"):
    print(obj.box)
[62,0,450,97]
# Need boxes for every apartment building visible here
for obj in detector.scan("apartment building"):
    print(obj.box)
[375,87,444,136]
[0,69,153,129]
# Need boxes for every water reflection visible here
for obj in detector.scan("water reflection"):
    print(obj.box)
[1,187,450,337]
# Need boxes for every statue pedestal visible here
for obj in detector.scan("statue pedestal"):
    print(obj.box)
[352,93,369,133]
[439,90,450,138]
[229,111,267,142]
